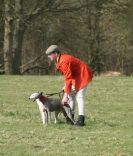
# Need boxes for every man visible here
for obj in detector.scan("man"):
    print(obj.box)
[46,45,93,126]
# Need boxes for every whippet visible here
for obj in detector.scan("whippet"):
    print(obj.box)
[29,92,74,124]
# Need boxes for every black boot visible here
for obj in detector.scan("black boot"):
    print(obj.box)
[76,115,85,126]
[66,116,74,125]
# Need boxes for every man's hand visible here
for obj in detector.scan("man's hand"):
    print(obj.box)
[62,92,68,104]
[62,85,66,92]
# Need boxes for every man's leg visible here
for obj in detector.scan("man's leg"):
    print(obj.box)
[76,86,87,126]
[68,90,76,120]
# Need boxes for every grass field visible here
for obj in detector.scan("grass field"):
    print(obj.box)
[0,75,133,156]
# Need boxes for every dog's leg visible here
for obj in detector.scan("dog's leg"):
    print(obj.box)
[45,111,48,124]
[54,111,60,124]
[37,99,48,124]
[41,111,46,124]
[41,110,48,124]
[47,111,51,124]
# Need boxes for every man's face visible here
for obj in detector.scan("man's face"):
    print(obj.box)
[48,53,57,61]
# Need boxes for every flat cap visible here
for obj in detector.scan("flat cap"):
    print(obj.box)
[46,45,59,55]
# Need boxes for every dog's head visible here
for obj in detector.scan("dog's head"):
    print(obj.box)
[29,92,43,102]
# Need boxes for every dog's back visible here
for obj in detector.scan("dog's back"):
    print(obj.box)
[44,98,63,112]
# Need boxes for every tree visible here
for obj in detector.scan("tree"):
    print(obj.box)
[0,0,4,73]
[100,0,133,74]
[3,0,25,74]
[76,0,108,74]
[2,0,133,75]
[3,0,87,74]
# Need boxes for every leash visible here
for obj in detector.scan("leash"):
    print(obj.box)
[46,90,64,99]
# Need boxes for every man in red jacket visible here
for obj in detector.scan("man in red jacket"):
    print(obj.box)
[46,45,93,126]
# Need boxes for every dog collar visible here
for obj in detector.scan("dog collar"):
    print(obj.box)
[38,95,46,104]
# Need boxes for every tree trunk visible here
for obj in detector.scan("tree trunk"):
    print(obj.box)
[3,0,13,74]
[12,0,24,74]
[3,0,24,74]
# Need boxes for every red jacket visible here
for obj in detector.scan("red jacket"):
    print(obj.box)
[56,53,93,93]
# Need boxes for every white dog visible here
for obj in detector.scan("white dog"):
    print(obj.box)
[29,92,74,124]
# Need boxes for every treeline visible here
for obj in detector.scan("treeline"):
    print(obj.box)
[0,0,133,75]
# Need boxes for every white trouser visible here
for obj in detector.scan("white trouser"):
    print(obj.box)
[68,86,88,116]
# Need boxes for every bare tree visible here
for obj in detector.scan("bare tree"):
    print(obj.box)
[3,0,86,74]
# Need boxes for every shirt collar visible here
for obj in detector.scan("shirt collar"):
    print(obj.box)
[56,53,61,63]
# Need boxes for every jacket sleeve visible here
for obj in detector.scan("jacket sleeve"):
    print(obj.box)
[59,61,73,93]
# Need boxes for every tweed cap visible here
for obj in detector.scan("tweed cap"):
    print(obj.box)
[45,45,59,55]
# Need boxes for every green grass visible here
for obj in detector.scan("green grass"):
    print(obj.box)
[0,75,133,156]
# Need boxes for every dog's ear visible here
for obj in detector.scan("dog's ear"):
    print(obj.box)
[38,92,43,96]
[40,92,43,95]
[38,91,43,95]
[34,92,43,99]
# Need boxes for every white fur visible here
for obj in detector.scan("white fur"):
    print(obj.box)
[29,92,40,100]
[36,99,48,124]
